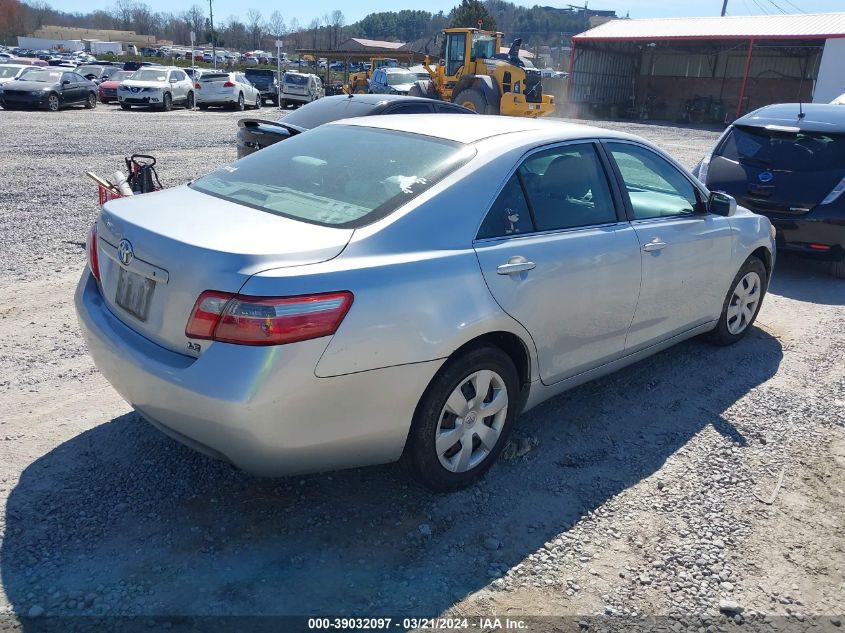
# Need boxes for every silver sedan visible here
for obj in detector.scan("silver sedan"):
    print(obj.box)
[75,115,776,492]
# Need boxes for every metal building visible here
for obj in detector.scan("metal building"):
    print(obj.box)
[568,13,845,123]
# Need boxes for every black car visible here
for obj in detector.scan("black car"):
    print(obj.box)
[0,68,97,111]
[694,103,845,278]
[236,93,476,158]
[244,68,280,105]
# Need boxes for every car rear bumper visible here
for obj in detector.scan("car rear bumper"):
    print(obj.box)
[196,94,239,105]
[765,212,845,262]
[282,93,311,103]
[75,270,437,476]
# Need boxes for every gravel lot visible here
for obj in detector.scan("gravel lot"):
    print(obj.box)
[0,104,843,632]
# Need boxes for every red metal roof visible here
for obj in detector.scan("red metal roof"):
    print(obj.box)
[573,12,845,41]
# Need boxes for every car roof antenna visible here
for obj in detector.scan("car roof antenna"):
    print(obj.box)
[798,101,805,119]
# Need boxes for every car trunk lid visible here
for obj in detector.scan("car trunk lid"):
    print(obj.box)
[95,185,353,356]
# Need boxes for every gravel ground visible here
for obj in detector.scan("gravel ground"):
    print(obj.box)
[0,105,843,632]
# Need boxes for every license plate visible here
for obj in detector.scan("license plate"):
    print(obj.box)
[115,267,155,321]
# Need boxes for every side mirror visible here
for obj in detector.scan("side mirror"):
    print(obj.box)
[707,191,737,217]
[61,79,70,85]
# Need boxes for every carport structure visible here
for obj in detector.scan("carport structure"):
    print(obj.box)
[568,13,845,123]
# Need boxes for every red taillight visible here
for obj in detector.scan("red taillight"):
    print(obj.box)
[809,243,831,251]
[223,81,235,87]
[185,290,353,346]
[194,82,201,89]
[87,223,100,282]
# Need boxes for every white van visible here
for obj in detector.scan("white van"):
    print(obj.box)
[280,72,324,107]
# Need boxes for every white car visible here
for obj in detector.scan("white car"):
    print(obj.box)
[832,91,845,105]
[0,63,41,86]
[196,71,261,110]
[118,66,194,111]
[280,72,324,108]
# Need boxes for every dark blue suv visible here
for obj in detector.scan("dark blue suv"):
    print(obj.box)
[694,103,845,277]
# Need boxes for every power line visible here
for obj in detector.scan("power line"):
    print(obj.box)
[781,0,807,13]
[766,0,788,13]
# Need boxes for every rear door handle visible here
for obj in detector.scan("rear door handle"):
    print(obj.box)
[497,259,536,275]
[642,239,667,252]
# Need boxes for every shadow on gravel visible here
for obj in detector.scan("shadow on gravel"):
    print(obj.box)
[768,254,845,306]
[2,329,782,625]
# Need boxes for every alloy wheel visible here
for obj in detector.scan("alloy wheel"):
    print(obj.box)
[435,369,508,473]
[47,94,59,112]
[726,271,761,335]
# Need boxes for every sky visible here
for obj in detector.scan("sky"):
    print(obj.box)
[52,0,845,30]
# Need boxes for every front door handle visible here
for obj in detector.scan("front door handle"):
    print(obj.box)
[497,258,536,275]
[642,239,667,252]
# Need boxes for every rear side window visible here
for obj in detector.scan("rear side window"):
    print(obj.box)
[477,175,533,239]
[717,125,845,172]
[191,125,476,228]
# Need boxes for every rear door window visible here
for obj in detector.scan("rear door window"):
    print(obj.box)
[717,125,845,172]
[385,103,434,114]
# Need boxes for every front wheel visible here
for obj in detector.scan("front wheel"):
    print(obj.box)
[830,258,845,279]
[161,92,172,111]
[85,92,97,109]
[401,346,519,492]
[120,103,131,110]
[705,256,768,346]
[453,87,496,115]
[254,94,261,109]
[47,93,60,112]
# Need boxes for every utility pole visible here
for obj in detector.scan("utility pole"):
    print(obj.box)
[208,0,217,70]
[721,0,728,16]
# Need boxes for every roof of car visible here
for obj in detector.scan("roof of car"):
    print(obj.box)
[333,113,628,144]
[735,103,845,133]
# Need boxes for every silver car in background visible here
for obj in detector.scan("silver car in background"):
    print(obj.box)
[196,71,262,110]
[76,115,775,492]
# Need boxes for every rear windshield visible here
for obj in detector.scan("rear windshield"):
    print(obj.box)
[280,98,377,130]
[717,125,845,172]
[246,69,274,77]
[285,74,308,85]
[387,72,417,86]
[190,125,475,228]
[200,73,230,82]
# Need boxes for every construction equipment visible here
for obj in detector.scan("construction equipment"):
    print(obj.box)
[344,57,401,94]
[411,27,555,117]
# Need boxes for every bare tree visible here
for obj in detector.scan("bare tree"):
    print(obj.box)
[182,4,204,41]
[330,10,344,49]
[288,17,302,49]
[308,18,319,49]
[267,10,285,38]
[246,8,263,49]
[130,2,157,35]
[112,0,136,30]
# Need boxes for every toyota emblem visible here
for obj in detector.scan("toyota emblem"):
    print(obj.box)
[118,239,134,266]
[758,171,774,183]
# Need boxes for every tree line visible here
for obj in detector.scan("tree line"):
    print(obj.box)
[0,0,597,50]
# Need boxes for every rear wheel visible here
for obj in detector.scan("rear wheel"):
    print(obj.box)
[401,346,519,492]
[235,92,244,111]
[85,92,96,109]
[279,98,287,108]
[453,87,496,115]
[47,93,60,112]
[185,91,194,109]
[705,256,768,346]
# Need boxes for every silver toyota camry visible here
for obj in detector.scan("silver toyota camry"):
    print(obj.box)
[76,115,776,492]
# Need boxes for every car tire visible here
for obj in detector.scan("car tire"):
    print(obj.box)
[704,256,768,346]
[198,103,208,110]
[279,98,287,109]
[401,345,520,492]
[831,257,845,279]
[254,94,261,109]
[235,92,244,111]
[85,92,96,109]
[120,103,131,110]
[161,92,172,111]
[185,91,194,109]
[47,93,59,112]
[453,88,494,115]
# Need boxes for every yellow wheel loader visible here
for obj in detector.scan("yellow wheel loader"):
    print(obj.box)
[410,27,555,117]
[344,57,401,94]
